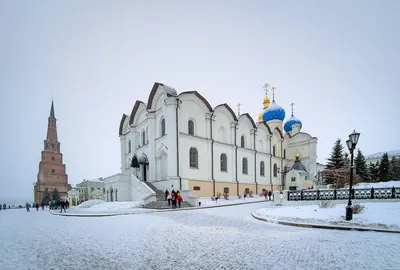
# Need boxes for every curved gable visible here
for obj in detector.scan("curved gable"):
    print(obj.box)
[273,127,284,139]
[147,82,177,111]
[119,114,128,136]
[214,103,237,121]
[238,113,256,129]
[129,100,146,125]
[179,91,213,112]
[256,121,272,135]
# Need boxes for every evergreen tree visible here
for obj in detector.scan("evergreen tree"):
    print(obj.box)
[354,149,369,179]
[389,157,400,180]
[326,139,345,169]
[379,153,391,181]
[41,188,51,205]
[368,161,380,182]
[344,152,350,167]
[51,188,60,201]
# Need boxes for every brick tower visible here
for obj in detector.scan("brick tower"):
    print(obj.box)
[34,100,70,203]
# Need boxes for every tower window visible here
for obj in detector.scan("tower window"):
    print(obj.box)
[273,164,277,177]
[283,149,286,159]
[52,157,55,161]
[128,140,132,153]
[52,169,55,173]
[273,145,276,156]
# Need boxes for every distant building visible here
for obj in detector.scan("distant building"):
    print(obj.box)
[366,150,400,164]
[34,100,71,203]
[67,178,105,204]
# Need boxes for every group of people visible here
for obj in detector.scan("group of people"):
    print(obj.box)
[263,190,273,201]
[165,189,183,209]
[0,204,8,210]
[25,200,70,212]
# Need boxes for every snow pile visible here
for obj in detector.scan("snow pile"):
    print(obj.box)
[253,202,400,230]
[75,199,105,208]
[87,201,143,211]
[355,181,400,189]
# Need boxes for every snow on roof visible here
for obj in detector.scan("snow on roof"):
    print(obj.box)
[355,180,400,189]
[366,150,400,159]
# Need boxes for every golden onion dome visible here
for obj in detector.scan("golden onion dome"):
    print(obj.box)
[258,112,263,122]
[263,96,271,109]
[295,153,300,160]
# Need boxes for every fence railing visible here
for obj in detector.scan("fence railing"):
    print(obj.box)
[288,187,400,201]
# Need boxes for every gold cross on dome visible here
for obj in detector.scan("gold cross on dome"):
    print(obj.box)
[237,103,241,116]
[263,83,270,96]
[290,103,295,114]
[271,87,276,100]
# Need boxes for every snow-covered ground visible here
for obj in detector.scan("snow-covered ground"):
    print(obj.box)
[1,203,400,269]
[355,180,400,189]
[57,200,148,215]
[199,195,268,206]
[253,202,400,231]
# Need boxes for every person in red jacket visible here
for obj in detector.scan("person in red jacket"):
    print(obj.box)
[177,194,183,208]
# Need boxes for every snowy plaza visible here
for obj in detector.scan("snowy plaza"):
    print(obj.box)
[1,202,400,270]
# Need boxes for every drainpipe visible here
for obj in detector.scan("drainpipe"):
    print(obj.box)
[234,121,239,196]
[269,136,273,192]
[176,98,182,190]
[281,140,284,191]
[210,111,215,196]
[253,128,258,194]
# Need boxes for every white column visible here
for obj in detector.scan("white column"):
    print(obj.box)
[147,112,156,182]
[166,97,178,177]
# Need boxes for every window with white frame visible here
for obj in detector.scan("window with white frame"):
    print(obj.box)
[189,147,198,168]
[242,158,248,174]
[220,153,227,172]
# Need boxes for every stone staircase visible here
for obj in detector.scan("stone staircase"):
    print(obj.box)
[142,200,192,209]
[143,182,166,201]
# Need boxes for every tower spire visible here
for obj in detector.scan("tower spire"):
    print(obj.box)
[49,99,56,119]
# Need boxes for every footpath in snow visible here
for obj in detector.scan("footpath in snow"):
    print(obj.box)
[253,202,400,231]
[51,196,272,216]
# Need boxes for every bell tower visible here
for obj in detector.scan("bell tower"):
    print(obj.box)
[34,100,70,203]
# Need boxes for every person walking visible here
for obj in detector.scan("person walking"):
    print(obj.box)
[26,202,30,212]
[165,189,169,201]
[177,194,183,208]
[268,190,272,201]
[59,200,66,213]
[167,193,172,206]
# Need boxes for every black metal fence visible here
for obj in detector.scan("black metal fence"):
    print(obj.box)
[288,187,400,201]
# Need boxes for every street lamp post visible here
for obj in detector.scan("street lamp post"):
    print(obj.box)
[345,130,360,221]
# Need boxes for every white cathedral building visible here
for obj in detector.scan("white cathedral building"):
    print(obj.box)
[104,82,317,203]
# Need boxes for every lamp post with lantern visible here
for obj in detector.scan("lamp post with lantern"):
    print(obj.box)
[345,130,361,221]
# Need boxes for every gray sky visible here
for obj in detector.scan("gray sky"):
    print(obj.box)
[1,1,399,204]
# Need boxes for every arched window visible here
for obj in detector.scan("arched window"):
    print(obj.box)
[260,161,265,176]
[128,140,132,153]
[161,118,166,136]
[273,163,278,177]
[146,126,148,143]
[273,145,276,156]
[220,153,227,172]
[142,130,146,146]
[241,135,245,148]
[283,149,286,159]
[189,147,198,168]
[242,158,248,174]
[188,120,194,135]
[91,187,94,192]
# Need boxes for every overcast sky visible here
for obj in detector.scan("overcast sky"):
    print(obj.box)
[1,1,399,204]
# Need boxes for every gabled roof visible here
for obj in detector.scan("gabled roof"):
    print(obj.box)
[179,91,213,112]
[214,103,237,121]
[291,159,308,172]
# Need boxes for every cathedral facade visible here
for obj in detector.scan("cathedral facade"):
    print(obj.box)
[108,82,317,200]
[34,101,70,203]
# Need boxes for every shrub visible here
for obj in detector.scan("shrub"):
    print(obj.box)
[223,193,229,200]
[352,204,365,214]
[319,200,336,208]
[216,192,221,199]
[249,190,253,197]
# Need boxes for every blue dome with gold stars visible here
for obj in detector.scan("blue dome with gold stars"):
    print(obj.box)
[262,100,285,122]
[284,114,302,132]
